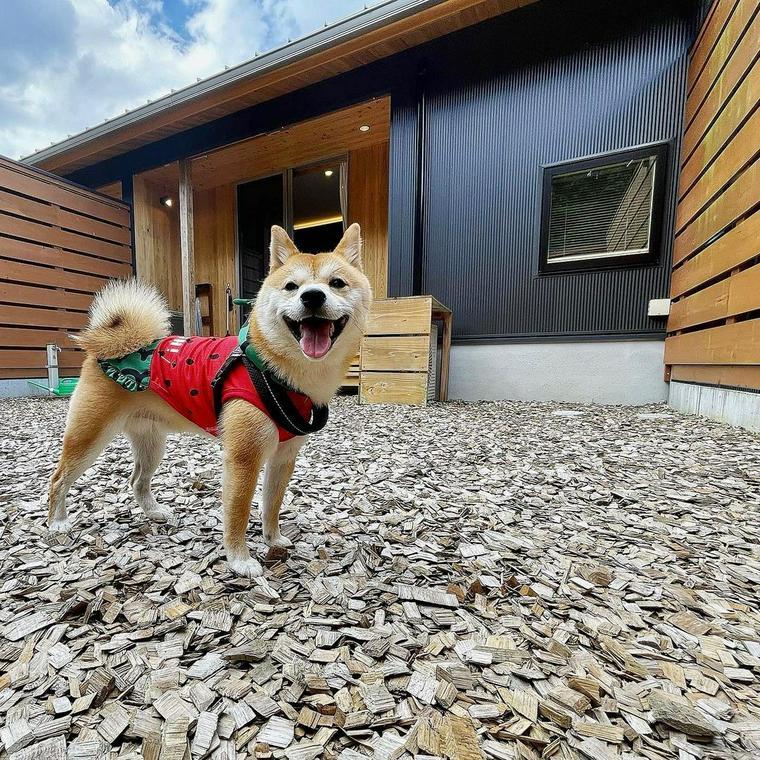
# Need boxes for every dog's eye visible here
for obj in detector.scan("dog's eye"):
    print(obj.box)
[283,282,298,292]
[329,278,347,289]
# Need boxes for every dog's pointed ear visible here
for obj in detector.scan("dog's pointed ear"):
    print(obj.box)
[334,223,363,270]
[269,225,299,270]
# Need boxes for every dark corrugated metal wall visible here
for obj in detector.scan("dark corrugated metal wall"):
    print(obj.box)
[389,0,698,339]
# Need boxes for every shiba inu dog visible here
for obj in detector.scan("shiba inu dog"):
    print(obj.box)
[48,224,372,577]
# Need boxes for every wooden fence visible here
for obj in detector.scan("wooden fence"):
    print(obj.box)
[665,0,760,389]
[0,156,132,380]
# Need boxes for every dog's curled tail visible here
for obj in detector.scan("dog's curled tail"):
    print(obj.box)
[73,279,171,359]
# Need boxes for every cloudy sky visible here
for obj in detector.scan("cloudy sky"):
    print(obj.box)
[1,0,373,160]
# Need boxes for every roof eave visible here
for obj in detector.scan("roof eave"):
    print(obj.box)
[23,0,445,167]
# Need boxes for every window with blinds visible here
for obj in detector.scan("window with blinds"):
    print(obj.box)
[539,144,667,272]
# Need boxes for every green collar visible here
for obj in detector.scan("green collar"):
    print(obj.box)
[237,322,268,372]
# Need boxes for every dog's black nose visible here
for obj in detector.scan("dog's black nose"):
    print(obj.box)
[300,289,326,310]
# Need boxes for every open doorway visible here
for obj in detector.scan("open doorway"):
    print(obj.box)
[236,159,346,308]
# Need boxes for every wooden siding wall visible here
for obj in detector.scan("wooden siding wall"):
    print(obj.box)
[133,172,182,313]
[348,142,389,299]
[665,0,760,389]
[0,156,132,379]
[194,185,237,335]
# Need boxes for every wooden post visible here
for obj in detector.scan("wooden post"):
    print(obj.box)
[179,159,196,336]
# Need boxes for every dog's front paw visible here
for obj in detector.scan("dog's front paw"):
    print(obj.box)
[227,555,264,578]
[49,518,72,534]
[264,532,293,549]
[143,505,174,523]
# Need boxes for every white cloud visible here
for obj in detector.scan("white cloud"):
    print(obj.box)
[0,0,369,160]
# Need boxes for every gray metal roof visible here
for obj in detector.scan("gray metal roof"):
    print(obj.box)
[24,0,445,166]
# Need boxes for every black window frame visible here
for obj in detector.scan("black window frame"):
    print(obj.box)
[538,142,669,274]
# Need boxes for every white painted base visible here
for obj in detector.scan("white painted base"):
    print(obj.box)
[668,381,760,433]
[449,340,668,404]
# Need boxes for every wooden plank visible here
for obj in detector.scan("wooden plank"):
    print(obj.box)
[97,181,123,200]
[0,212,131,263]
[673,157,758,264]
[0,349,82,369]
[664,318,760,364]
[0,188,131,244]
[0,327,78,349]
[0,159,129,226]
[193,184,237,335]
[680,55,760,194]
[670,363,760,390]
[0,236,132,279]
[683,13,759,154]
[348,141,389,299]
[365,297,432,336]
[0,282,93,311]
[676,103,760,230]
[359,371,428,405]
[0,304,89,330]
[0,366,80,380]
[0,257,115,294]
[668,262,760,331]
[437,309,453,402]
[688,0,724,59]
[179,159,196,336]
[361,335,430,371]
[686,0,742,96]
[133,173,182,312]
[671,211,760,296]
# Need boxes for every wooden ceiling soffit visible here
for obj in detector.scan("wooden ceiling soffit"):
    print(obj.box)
[189,98,390,191]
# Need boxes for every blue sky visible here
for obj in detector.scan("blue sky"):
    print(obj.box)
[0,0,374,160]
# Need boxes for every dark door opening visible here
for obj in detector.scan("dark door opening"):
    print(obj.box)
[236,159,346,322]
[237,174,284,309]
[292,162,345,252]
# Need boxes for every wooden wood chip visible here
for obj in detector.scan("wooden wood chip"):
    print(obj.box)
[257,716,295,748]
[97,702,131,744]
[648,690,720,738]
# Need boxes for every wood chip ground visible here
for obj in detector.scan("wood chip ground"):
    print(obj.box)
[0,396,759,759]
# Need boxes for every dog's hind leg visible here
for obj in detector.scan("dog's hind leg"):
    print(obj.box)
[125,421,171,523]
[48,366,121,531]
[220,400,278,578]
[261,438,303,549]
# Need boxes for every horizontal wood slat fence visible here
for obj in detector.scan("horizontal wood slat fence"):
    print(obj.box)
[0,156,132,380]
[665,0,760,390]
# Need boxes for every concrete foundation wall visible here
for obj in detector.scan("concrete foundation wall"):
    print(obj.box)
[448,340,668,405]
[0,379,51,398]
[669,381,760,433]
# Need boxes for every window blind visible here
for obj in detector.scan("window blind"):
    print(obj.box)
[547,156,657,263]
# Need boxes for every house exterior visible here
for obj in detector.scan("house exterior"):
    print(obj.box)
[14,0,756,411]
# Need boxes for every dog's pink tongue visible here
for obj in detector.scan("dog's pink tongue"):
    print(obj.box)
[299,321,332,359]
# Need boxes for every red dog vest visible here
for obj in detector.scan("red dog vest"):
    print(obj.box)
[149,336,312,440]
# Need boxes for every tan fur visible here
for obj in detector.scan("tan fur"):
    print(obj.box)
[48,225,372,577]
[72,279,171,359]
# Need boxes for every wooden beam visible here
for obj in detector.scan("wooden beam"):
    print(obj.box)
[179,159,196,336]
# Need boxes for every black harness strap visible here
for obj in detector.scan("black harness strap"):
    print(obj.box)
[210,343,328,436]
[211,345,244,416]
[241,356,329,436]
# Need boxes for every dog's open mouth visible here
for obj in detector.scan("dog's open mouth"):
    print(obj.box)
[284,315,349,359]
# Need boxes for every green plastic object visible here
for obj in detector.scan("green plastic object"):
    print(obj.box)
[28,377,79,396]
[233,298,253,306]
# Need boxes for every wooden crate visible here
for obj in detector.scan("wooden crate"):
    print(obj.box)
[357,296,452,405]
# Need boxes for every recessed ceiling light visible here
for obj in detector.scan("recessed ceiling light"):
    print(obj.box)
[359,124,370,132]
[160,196,173,208]
[324,169,334,177]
